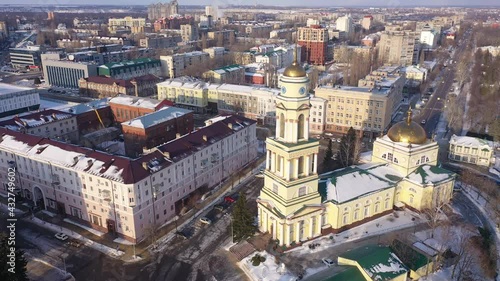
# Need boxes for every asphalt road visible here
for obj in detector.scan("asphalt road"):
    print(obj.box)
[414,30,473,139]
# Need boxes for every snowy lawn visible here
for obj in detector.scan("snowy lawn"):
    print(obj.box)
[288,209,425,254]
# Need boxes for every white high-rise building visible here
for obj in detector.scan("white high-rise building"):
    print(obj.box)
[336,14,353,35]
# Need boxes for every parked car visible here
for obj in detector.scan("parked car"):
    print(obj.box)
[224,196,236,203]
[199,217,212,225]
[67,239,82,247]
[54,232,69,241]
[214,203,228,212]
[322,258,335,267]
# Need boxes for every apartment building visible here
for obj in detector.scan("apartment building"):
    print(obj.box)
[0,114,257,243]
[58,99,113,135]
[207,30,235,45]
[79,74,159,98]
[254,44,301,69]
[180,24,199,42]
[108,17,146,33]
[0,83,40,118]
[298,25,329,65]
[0,109,78,143]
[9,45,43,69]
[139,35,182,49]
[148,0,178,20]
[309,95,327,135]
[160,51,210,78]
[377,31,420,66]
[121,106,193,157]
[202,64,245,84]
[336,14,354,35]
[448,135,494,167]
[98,58,162,80]
[420,26,439,50]
[157,78,208,113]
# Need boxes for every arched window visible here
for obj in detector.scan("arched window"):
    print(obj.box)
[298,114,305,139]
[343,215,348,224]
[385,199,390,209]
[409,188,417,193]
[354,210,359,220]
[364,207,369,218]
[298,156,304,175]
[421,156,426,163]
[410,194,414,204]
[374,203,380,213]
[279,113,285,138]
[298,186,306,197]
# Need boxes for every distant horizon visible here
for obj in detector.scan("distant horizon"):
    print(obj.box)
[0,1,500,8]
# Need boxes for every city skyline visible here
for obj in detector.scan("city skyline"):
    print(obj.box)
[1,0,500,7]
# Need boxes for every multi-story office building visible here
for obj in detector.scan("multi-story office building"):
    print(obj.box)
[203,47,225,60]
[180,24,199,42]
[298,26,329,65]
[0,114,257,243]
[202,64,245,84]
[42,59,98,88]
[78,74,159,98]
[98,58,161,80]
[160,51,210,78]
[139,35,182,49]
[108,17,146,33]
[448,135,494,167]
[0,83,40,118]
[377,31,420,66]
[309,95,327,135]
[157,78,209,113]
[148,0,178,20]
[254,44,301,69]
[121,106,193,157]
[9,45,43,69]
[0,109,79,143]
[420,25,439,50]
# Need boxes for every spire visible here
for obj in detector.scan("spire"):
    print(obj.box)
[293,27,298,64]
[406,108,412,125]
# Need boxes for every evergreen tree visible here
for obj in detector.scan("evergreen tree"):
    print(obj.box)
[231,192,255,242]
[322,138,334,172]
[0,232,28,281]
[337,127,357,168]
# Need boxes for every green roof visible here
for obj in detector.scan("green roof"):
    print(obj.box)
[339,245,408,281]
[406,165,455,185]
[325,266,366,281]
[391,240,430,271]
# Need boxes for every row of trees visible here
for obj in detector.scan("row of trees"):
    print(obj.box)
[322,127,362,172]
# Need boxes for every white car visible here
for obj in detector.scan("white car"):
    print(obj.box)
[322,258,335,267]
[54,232,69,241]
[199,217,212,225]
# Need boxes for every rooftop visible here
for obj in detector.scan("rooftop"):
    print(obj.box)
[59,98,109,115]
[339,245,408,281]
[83,74,159,87]
[406,165,455,185]
[0,83,35,96]
[109,95,161,110]
[122,106,192,129]
[0,109,74,130]
[317,85,390,96]
[450,134,493,148]
[99,58,160,70]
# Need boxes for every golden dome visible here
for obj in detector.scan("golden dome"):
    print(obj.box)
[283,61,307,77]
[387,109,427,144]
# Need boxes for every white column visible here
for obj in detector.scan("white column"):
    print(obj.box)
[263,211,268,233]
[271,153,276,173]
[313,153,318,174]
[296,221,301,243]
[286,160,291,181]
[280,224,284,244]
[280,156,284,178]
[317,216,322,235]
[266,150,270,170]
[285,224,291,246]
[305,155,311,177]
[309,217,314,238]
[272,220,277,240]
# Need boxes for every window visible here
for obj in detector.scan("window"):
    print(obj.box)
[272,183,278,194]
[364,207,369,217]
[298,186,306,197]
[354,210,359,220]
[343,215,348,224]
[382,154,387,159]
[409,187,417,193]
[298,114,305,139]
[279,113,285,138]
[385,199,390,209]
[393,158,398,163]
[387,153,393,161]
[409,195,414,204]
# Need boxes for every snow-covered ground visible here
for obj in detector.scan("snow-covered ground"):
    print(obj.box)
[239,251,325,281]
[30,217,124,258]
[288,209,425,255]
[39,98,75,110]
[63,218,105,237]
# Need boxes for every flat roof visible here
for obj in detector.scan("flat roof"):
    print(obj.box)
[0,83,35,95]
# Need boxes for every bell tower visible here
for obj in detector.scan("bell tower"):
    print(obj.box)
[258,51,323,234]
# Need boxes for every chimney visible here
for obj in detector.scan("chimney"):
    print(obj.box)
[142,162,148,170]
[176,133,181,139]
[203,135,208,142]
[73,156,79,165]
[86,159,93,168]
[228,123,233,129]
[52,113,57,120]
[207,120,213,125]
[163,151,170,159]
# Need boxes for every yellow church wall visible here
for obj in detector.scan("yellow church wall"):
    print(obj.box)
[396,180,454,211]
[325,188,395,230]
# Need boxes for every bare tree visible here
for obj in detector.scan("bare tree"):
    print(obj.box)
[444,94,465,133]
[423,202,446,239]
[451,229,476,281]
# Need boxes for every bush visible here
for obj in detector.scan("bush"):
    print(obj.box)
[251,254,266,266]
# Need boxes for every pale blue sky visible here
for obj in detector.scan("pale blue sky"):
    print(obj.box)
[0,0,498,6]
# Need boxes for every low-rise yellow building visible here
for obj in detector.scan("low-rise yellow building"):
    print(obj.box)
[448,134,494,167]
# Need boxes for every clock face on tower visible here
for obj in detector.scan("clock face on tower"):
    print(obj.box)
[281,86,287,94]
[299,87,306,95]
